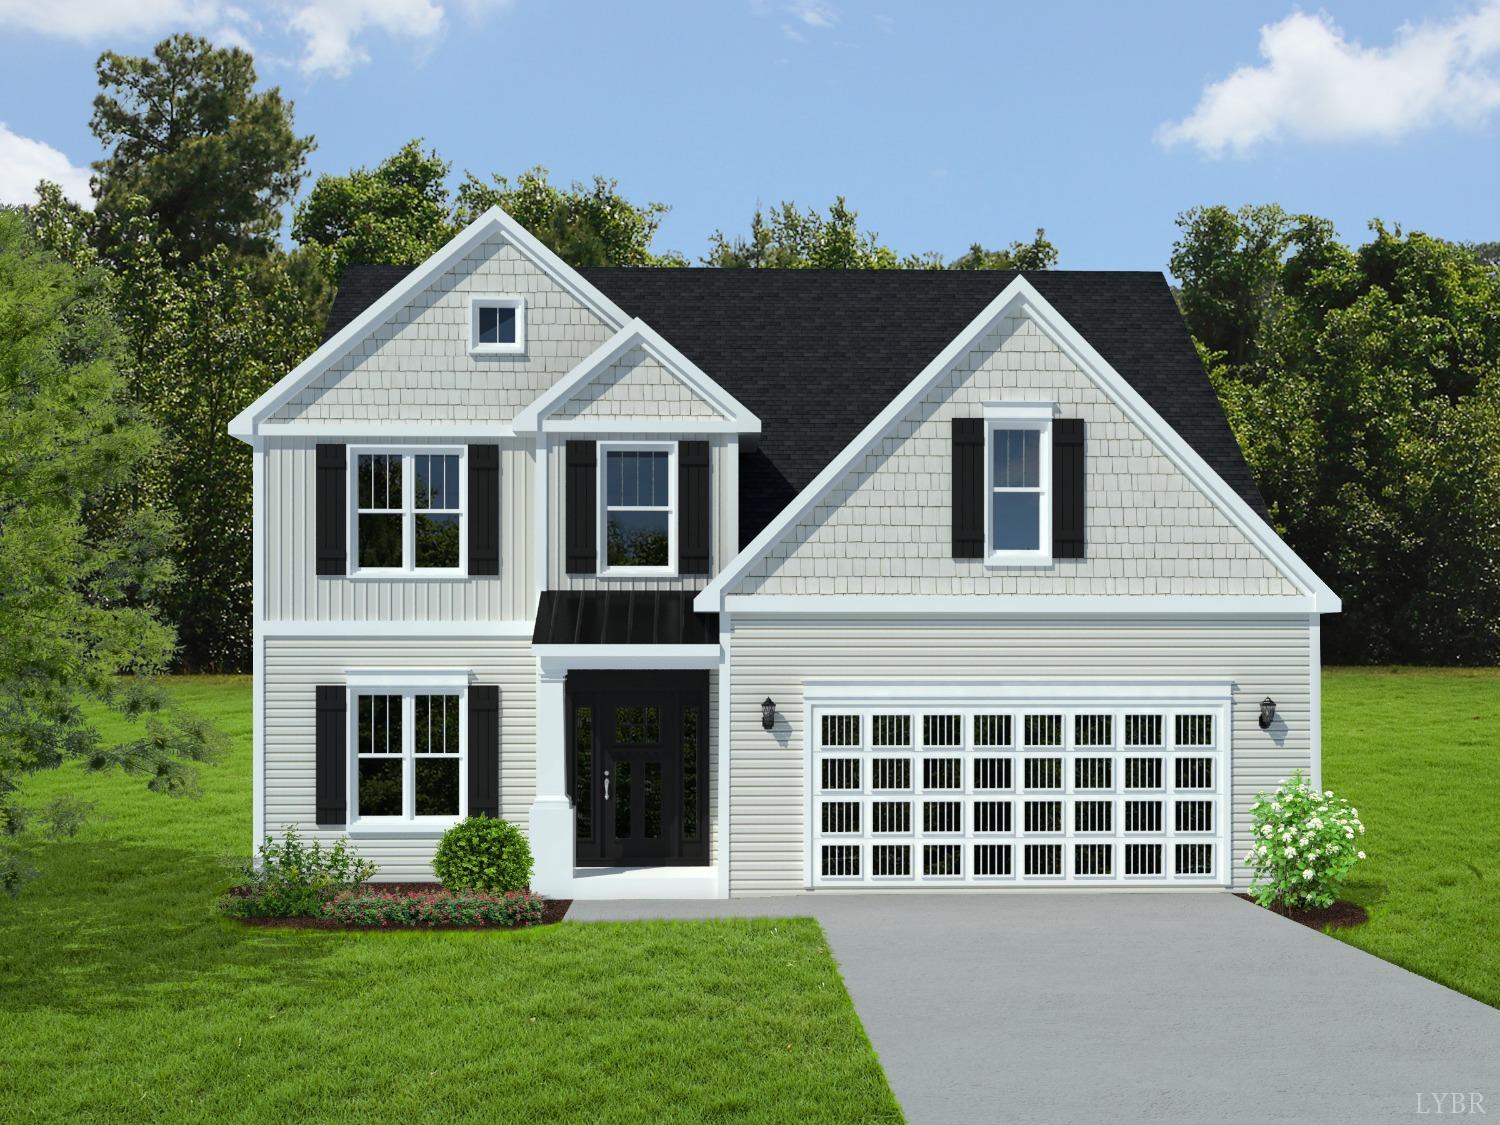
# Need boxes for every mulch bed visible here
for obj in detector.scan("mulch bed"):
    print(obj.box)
[229,883,571,931]
[1236,893,1368,930]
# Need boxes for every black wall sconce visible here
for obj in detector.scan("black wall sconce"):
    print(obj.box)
[1259,697,1277,730]
[761,697,776,731]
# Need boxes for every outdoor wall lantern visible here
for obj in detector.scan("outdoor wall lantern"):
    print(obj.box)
[1259,697,1277,730]
[761,697,777,731]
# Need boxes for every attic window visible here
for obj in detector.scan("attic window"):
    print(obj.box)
[470,296,525,355]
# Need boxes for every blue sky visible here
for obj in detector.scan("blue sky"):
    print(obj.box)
[1,1,1497,272]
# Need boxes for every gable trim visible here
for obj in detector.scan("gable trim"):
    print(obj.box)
[693,275,1339,614]
[512,318,761,435]
[227,207,631,441]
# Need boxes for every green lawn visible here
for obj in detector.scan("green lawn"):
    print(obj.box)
[0,677,899,1123]
[1321,666,1500,1008]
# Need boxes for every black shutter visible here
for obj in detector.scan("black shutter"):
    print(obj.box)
[315,444,347,575]
[951,418,985,559]
[468,685,499,818]
[1052,418,1086,559]
[565,440,597,574]
[678,440,711,575]
[315,685,347,825]
[468,444,500,576]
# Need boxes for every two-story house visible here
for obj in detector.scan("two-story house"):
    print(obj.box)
[229,207,1339,899]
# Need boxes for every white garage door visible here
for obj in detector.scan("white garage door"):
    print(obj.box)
[809,695,1229,887]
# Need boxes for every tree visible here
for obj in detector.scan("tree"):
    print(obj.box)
[1173,206,1500,664]
[292,140,455,282]
[947,229,1059,271]
[705,197,919,268]
[455,165,679,266]
[0,210,225,893]
[90,34,314,263]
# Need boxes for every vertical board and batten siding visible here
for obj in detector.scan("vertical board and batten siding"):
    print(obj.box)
[547,435,737,590]
[263,640,719,877]
[735,310,1298,597]
[263,436,534,621]
[268,236,616,425]
[727,616,1310,895]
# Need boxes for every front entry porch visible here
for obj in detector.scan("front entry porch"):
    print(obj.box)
[528,590,724,899]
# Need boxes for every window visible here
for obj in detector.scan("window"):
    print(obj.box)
[984,406,1052,563]
[600,444,675,572]
[353,690,464,822]
[352,449,464,573]
[469,296,525,355]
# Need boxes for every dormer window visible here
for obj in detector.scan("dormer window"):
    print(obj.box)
[469,296,525,355]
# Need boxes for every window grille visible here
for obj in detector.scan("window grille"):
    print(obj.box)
[974,844,1013,877]
[873,844,912,877]
[1074,800,1113,833]
[821,801,860,834]
[973,714,1012,747]
[821,714,860,748]
[923,801,963,833]
[821,845,860,877]
[1074,714,1113,747]
[922,714,963,748]
[1124,714,1163,746]
[1075,843,1113,876]
[973,800,1012,834]
[871,801,912,834]
[1175,714,1214,747]
[872,759,912,790]
[872,715,911,747]
[1023,714,1063,747]
[1175,843,1214,876]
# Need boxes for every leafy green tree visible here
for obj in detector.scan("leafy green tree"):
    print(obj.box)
[0,210,225,893]
[1174,206,1500,663]
[455,165,679,266]
[705,197,919,268]
[947,229,1059,271]
[90,34,314,263]
[292,140,455,282]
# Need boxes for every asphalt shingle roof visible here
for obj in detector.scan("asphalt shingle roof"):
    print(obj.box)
[323,265,1269,543]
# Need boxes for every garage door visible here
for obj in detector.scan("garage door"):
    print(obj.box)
[809,696,1229,887]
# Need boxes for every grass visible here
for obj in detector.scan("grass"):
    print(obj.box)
[0,677,900,1123]
[1321,666,1500,1008]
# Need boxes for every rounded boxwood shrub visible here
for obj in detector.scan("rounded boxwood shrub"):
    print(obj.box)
[432,816,533,893]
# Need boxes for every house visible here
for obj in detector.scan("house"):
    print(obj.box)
[229,207,1339,899]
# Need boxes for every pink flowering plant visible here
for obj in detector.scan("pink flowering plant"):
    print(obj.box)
[1244,771,1366,909]
[322,888,545,928]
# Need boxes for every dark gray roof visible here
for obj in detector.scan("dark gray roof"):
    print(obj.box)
[533,590,719,645]
[325,265,1270,541]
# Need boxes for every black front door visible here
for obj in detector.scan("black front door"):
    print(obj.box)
[568,671,709,867]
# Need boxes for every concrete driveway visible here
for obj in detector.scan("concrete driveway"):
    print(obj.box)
[568,893,1500,1124]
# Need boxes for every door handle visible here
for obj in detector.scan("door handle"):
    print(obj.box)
[603,770,610,800]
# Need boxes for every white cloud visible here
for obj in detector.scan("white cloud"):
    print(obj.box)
[288,0,444,76]
[0,0,223,39]
[0,123,93,208]
[1158,4,1500,156]
[787,1,836,29]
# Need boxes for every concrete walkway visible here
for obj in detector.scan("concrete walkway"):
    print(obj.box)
[568,893,1500,1124]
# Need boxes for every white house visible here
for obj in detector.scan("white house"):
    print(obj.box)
[229,208,1339,899]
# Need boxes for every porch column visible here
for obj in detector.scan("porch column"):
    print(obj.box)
[529,665,575,897]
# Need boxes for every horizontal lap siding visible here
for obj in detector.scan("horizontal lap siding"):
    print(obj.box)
[264,438,534,621]
[264,638,536,880]
[728,616,1311,895]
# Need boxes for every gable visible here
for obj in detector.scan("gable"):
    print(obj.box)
[550,345,720,420]
[268,234,616,426]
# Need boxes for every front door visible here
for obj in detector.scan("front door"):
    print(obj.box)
[568,671,709,867]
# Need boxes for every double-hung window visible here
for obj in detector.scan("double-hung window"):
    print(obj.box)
[352,686,465,824]
[352,449,464,573]
[600,443,676,573]
[985,405,1052,564]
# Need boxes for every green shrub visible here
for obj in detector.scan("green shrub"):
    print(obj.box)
[322,888,544,928]
[221,825,377,918]
[1244,771,1367,910]
[432,816,533,893]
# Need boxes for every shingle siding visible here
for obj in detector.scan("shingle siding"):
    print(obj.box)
[734,311,1297,597]
[551,345,719,420]
[727,615,1311,895]
[271,237,615,424]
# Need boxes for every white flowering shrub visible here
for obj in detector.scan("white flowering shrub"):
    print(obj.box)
[1244,771,1366,909]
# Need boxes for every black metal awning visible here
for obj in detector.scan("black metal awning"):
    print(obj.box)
[532,590,720,646]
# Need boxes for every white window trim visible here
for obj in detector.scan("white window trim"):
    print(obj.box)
[469,295,526,356]
[984,403,1053,567]
[347,682,468,831]
[347,445,467,578]
[597,440,678,577]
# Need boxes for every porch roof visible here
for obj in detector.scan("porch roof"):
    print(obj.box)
[532,590,720,646]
